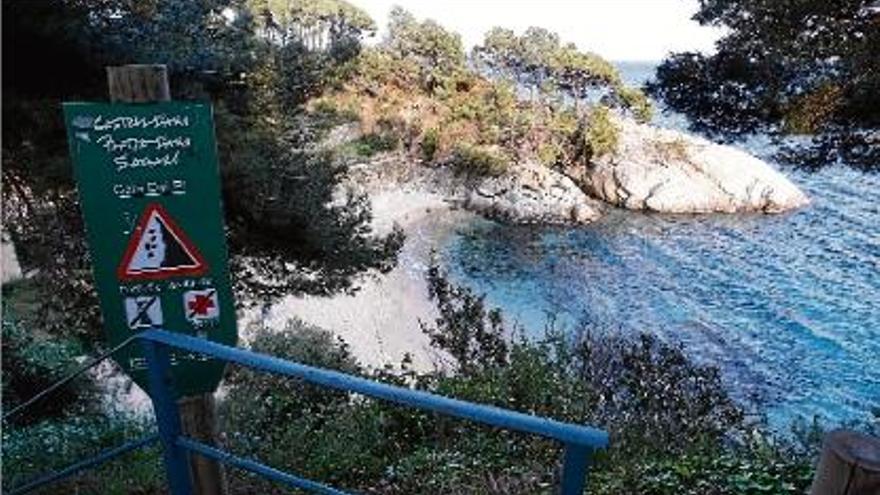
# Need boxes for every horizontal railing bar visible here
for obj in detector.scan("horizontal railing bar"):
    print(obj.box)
[139,330,608,449]
[177,437,350,495]
[7,434,160,495]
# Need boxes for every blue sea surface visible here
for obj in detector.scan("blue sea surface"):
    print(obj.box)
[441,63,880,428]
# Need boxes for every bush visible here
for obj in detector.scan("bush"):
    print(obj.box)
[1,281,98,423]
[583,105,620,160]
[1,414,163,494]
[339,132,400,158]
[222,319,390,492]
[537,141,565,166]
[223,318,362,436]
[421,128,440,162]
[615,85,654,123]
[450,144,510,178]
[220,263,817,494]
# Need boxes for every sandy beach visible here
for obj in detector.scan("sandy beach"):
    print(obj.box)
[243,187,477,371]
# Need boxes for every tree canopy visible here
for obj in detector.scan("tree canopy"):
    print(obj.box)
[649,0,879,168]
[474,27,652,122]
[2,0,402,342]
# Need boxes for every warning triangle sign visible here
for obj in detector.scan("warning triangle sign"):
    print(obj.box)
[117,203,208,280]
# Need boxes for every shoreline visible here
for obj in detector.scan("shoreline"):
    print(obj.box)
[247,188,477,371]
[99,188,473,415]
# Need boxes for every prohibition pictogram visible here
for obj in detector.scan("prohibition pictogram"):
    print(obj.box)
[184,288,219,323]
[124,295,163,329]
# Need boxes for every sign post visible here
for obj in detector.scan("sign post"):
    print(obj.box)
[63,65,231,494]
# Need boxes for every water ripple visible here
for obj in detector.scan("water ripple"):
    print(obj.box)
[444,166,880,428]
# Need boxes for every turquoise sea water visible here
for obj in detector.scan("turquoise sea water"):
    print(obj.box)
[441,63,880,428]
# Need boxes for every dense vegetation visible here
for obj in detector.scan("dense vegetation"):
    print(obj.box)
[2,0,403,346]
[4,265,828,494]
[648,0,879,169]
[312,7,651,175]
[218,266,822,494]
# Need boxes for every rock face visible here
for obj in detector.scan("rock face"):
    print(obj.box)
[335,117,809,226]
[465,161,603,225]
[347,155,603,226]
[573,118,810,213]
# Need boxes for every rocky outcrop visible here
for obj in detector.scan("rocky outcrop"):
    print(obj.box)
[346,155,603,225]
[464,161,603,224]
[335,117,809,226]
[571,118,810,213]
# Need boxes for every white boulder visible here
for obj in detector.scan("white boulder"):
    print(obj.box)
[576,118,810,213]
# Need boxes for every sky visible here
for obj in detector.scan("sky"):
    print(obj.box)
[349,0,726,62]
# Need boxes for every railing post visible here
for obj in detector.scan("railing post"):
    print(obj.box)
[143,338,193,495]
[559,444,591,495]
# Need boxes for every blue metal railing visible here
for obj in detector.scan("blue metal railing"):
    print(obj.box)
[7,329,609,494]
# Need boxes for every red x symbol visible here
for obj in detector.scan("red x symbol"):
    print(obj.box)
[188,292,215,316]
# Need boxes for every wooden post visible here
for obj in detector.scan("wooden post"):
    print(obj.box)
[809,429,880,495]
[106,64,171,103]
[178,394,228,495]
[107,64,229,495]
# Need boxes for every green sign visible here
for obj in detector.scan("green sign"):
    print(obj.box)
[63,101,237,396]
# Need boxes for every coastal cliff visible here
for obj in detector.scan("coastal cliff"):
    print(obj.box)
[339,117,809,226]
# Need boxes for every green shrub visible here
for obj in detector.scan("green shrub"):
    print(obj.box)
[589,436,815,495]
[1,414,163,494]
[339,132,400,158]
[1,282,98,424]
[308,99,361,131]
[537,142,564,166]
[450,143,510,178]
[219,263,818,494]
[223,318,362,439]
[617,85,654,123]
[222,319,390,492]
[584,105,620,159]
[421,128,440,162]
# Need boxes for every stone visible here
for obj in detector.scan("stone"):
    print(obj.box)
[464,161,603,225]
[573,118,810,213]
